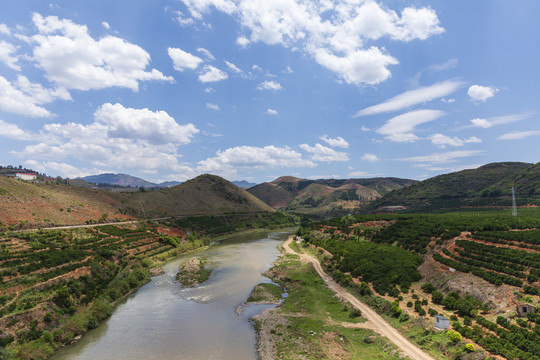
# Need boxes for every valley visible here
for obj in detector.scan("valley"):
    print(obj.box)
[0,162,539,360]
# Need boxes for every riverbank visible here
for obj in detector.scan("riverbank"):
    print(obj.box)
[251,236,408,360]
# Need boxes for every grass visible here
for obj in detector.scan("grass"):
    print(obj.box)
[247,283,283,303]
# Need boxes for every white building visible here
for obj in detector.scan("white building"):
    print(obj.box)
[434,315,450,330]
[16,173,37,181]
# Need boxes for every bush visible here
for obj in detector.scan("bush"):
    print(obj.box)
[399,312,410,322]
[464,343,475,352]
[447,330,462,343]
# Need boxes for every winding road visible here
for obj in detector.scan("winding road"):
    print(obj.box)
[282,236,435,360]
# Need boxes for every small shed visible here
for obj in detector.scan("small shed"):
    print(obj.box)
[516,304,536,317]
[16,172,36,181]
[434,315,449,330]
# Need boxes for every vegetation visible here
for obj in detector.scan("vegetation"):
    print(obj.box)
[246,283,283,303]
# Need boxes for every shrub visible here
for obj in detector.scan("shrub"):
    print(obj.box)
[399,312,410,322]
[447,330,462,343]
[464,343,475,352]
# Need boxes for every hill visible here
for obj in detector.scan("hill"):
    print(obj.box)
[78,173,159,188]
[370,162,539,211]
[247,176,415,217]
[0,176,133,229]
[114,174,273,218]
[0,174,273,229]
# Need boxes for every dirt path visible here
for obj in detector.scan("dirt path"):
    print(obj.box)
[283,236,435,360]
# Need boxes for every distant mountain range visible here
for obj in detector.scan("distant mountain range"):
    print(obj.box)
[77,173,257,190]
[247,176,416,217]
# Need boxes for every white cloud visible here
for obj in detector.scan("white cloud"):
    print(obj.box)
[224,60,243,74]
[236,36,249,47]
[257,80,281,90]
[198,65,228,82]
[29,13,173,91]
[25,160,98,179]
[206,102,220,110]
[467,85,498,102]
[320,135,349,148]
[14,103,199,174]
[0,40,21,70]
[180,0,444,86]
[0,24,11,36]
[197,47,215,60]
[470,118,492,128]
[94,103,199,145]
[284,65,293,74]
[429,58,458,72]
[101,21,110,29]
[361,153,379,162]
[266,108,278,115]
[349,171,378,177]
[168,47,203,71]
[354,80,465,117]
[197,145,315,177]
[174,11,196,26]
[428,134,482,148]
[397,150,485,164]
[377,109,445,142]
[469,112,531,129]
[361,125,370,132]
[314,47,398,85]
[497,130,540,140]
[299,143,349,162]
[0,75,71,117]
[0,119,35,140]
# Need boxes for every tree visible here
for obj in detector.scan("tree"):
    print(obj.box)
[447,330,462,343]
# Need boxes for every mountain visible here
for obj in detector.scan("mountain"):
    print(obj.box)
[0,174,272,228]
[78,173,156,188]
[370,162,539,211]
[232,180,257,188]
[114,174,273,218]
[247,176,416,217]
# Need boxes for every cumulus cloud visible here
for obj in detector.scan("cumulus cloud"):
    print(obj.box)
[396,150,485,164]
[179,0,444,86]
[299,143,349,162]
[361,153,379,162]
[101,21,110,29]
[320,135,349,148]
[349,170,378,177]
[428,134,482,148]
[257,80,281,90]
[497,130,540,140]
[197,145,315,177]
[377,109,445,142]
[168,47,203,71]
[224,60,243,74]
[0,75,71,117]
[94,103,199,145]
[197,47,215,60]
[266,108,278,115]
[206,102,220,110]
[14,103,199,174]
[467,85,498,102]
[198,65,228,82]
[354,80,465,117]
[28,13,172,91]
[0,40,21,70]
[0,24,11,36]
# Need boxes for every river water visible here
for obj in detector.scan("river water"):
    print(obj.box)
[53,230,291,360]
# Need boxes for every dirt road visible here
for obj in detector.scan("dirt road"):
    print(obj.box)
[283,237,435,360]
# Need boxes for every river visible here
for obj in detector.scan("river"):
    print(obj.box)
[53,229,292,360]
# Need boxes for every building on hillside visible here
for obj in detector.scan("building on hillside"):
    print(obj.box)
[433,315,449,330]
[516,303,536,317]
[16,173,37,181]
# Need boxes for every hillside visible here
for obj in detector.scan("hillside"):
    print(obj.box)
[77,173,174,188]
[370,162,539,211]
[0,176,133,229]
[247,176,415,217]
[0,175,273,229]
[114,174,274,218]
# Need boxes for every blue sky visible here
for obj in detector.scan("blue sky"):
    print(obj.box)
[0,0,538,183]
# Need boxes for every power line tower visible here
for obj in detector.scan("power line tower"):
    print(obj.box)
[511,187,517,217]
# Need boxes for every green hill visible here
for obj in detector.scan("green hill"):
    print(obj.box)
[370,162,539,211]
[247,176,415,217]
[115,174,274,218]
